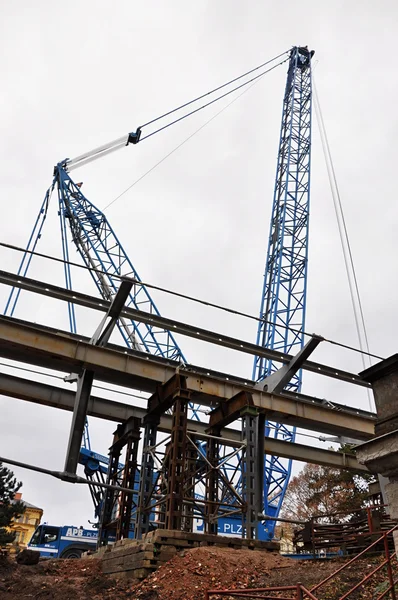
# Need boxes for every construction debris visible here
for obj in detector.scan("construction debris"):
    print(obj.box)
[100,529,278,580]
[0,549,393,600]
[131,546,292,599]
[0,547,291,600]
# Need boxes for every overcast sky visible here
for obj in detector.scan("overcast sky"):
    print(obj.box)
[0,1,397,529]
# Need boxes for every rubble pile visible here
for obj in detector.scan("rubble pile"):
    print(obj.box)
[0,556,125,600]
[0,549,291,600]
[0,548,390,599]
[131,547,292,599]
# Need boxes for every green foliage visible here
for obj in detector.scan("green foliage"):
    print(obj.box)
[0,463,25,545]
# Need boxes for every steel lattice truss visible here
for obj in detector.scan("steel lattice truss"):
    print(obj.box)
[252,46,313,535]
[56,166,186,361]
[136,427,247,536]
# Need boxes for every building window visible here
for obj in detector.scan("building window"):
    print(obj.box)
[14,531,21,542]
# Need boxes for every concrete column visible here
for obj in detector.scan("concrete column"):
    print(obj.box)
[356,354,398,554]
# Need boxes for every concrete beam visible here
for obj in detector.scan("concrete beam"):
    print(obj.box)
[0,317,375,440]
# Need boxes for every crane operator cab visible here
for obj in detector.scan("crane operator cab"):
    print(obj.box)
[296,46,315,68]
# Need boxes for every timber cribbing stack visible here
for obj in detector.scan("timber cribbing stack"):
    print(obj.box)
[98,530,279,580]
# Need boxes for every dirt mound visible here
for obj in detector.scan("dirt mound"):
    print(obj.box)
[131,546,293,599]
[0,557,126,600]
[0,549,292,599]
[0,548,389,599]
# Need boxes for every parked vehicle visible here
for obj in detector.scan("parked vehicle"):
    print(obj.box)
[27,524,98,558]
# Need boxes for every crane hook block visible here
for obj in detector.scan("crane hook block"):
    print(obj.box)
[127,128,142,145]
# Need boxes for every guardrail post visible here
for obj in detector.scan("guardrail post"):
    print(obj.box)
[383,532,396,600]
[311,519,316,558]
[296,583,303,599]
[366,506,373,534]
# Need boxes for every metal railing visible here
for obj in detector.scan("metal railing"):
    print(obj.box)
[293,503,395,556]
[205,525,398,600]
[310,525,398,600]
[205,584,318,599]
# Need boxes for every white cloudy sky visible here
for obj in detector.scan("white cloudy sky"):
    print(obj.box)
[0,1,397,528]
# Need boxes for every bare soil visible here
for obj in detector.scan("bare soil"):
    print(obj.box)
[0,549,392,600]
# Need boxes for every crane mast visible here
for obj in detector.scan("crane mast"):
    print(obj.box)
[253,46,313,534]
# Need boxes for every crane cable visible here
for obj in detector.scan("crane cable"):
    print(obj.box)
[103,70,271,211]
[138,54,289,142]
[139,50,289,130]
[66,51,289,171]
[0,241,384,363]
[313,74,374,410]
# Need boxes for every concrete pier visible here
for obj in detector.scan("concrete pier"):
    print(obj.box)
[356,355,398,552]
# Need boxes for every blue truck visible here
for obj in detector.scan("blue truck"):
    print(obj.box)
[27,524,99,558]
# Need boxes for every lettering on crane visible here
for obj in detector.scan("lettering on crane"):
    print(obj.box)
[223,523,242,535]
[64,527,97,538]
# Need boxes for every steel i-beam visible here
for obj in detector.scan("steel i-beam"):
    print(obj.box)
[63,279,133,475]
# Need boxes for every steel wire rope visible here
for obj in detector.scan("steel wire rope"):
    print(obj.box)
[266,424,342,444]
[65,51,289,170]
[139,56,290,142]
[313,75,374,409]
[0,241,384,362]
[103,75,267,211]
[139,50,289,130]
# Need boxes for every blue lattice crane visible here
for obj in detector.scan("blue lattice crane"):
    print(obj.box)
[253,46,314,537]
[4,47,313,536]
[4,161,187,516]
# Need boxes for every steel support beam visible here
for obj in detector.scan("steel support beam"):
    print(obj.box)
[258,336,323,394]
[0,372,145,423]
[116,418,141,540]
[64,369,94,473]
[0,318,375,440]
[97,416,141,544]
[91,279,134,346]
[209,391,254,430]
[205,427,220,535]
[135,416,159,539]
[63,279,133,475]
[0,371,370,470]
[183,443,197,532]
[241,407,262,539]
[164,393,190,531]
[146,373,188,418]
[0,270,371,388]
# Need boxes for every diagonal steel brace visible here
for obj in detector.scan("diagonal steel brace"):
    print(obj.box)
[257,335,323,394]
[64,279,133,474]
